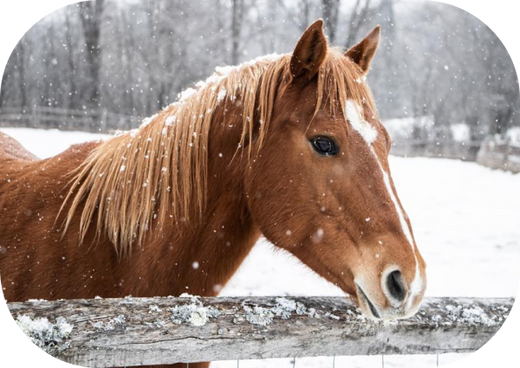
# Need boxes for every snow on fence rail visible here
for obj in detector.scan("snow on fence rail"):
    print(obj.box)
[8,296,513,367]
[0,106,142,133]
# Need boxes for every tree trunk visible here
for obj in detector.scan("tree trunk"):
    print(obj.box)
[17,42,27,108]
[322,0,340,43]
[231,0,245,65]
[79,0,105,108]
[64,8,79,110]
[345,0,372,48]
[298,0,312,31]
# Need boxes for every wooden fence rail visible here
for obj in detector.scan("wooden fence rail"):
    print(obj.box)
[476,136,520,173]
[0,106,143,133]
[7,296,513,367]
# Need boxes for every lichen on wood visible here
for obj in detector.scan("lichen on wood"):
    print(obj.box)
[7,296,514,367]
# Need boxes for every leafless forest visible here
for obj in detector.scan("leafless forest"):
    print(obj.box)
[0,0,518,160]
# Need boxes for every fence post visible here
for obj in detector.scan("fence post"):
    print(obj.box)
[30,106,38,128]
[100,108,108,132]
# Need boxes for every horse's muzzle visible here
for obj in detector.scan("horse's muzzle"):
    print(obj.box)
[355,268,425,320]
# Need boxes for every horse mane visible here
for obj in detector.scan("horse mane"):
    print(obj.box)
[61,49,378,257]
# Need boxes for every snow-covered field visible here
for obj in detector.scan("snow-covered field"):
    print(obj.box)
[1,127,519,368]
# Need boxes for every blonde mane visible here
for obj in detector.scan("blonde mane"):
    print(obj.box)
[62,49,377,256]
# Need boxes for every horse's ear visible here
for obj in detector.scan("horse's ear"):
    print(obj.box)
[345,25,380,75]
[290,19,328,81]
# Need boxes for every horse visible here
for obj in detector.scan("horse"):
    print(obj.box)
[0,20,426,368]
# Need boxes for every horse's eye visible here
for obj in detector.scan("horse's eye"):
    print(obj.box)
[311,136,338,156]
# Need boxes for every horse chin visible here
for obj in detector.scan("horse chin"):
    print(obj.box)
[353,283,422,321]
[355,283,382,320]
[336,280,382,320]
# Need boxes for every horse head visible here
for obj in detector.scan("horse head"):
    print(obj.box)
[245,20,426,320]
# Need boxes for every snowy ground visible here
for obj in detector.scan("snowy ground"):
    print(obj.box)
[1,127,519,368]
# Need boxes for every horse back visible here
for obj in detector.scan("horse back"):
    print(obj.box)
[0,137,105,302]
[0,131,39,162]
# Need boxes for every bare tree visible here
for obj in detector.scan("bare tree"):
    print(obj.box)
[344,0,372,48]
[231,0,246,64]
[64,8,80,110]
[17,41,28,108]
[322,0,340,43]
[298,0,312,31]
[1,0,517,146]
[78,0,105,107]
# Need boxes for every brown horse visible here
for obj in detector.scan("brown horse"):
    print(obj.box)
[0,20,426,366]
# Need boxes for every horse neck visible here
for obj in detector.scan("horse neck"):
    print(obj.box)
[133,101,261,297]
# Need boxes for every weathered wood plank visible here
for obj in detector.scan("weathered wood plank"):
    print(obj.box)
[7,296,514,367]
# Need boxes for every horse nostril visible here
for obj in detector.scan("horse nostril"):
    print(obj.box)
[387,270,406,302]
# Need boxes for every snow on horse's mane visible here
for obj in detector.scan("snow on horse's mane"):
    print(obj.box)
[61,49,377,257]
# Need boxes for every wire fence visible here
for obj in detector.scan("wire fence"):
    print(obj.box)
[153,353,468,368]
[206,352,477,368]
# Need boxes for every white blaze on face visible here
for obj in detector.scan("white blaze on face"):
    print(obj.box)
[345,100,378,145]
[345,99,423,306]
